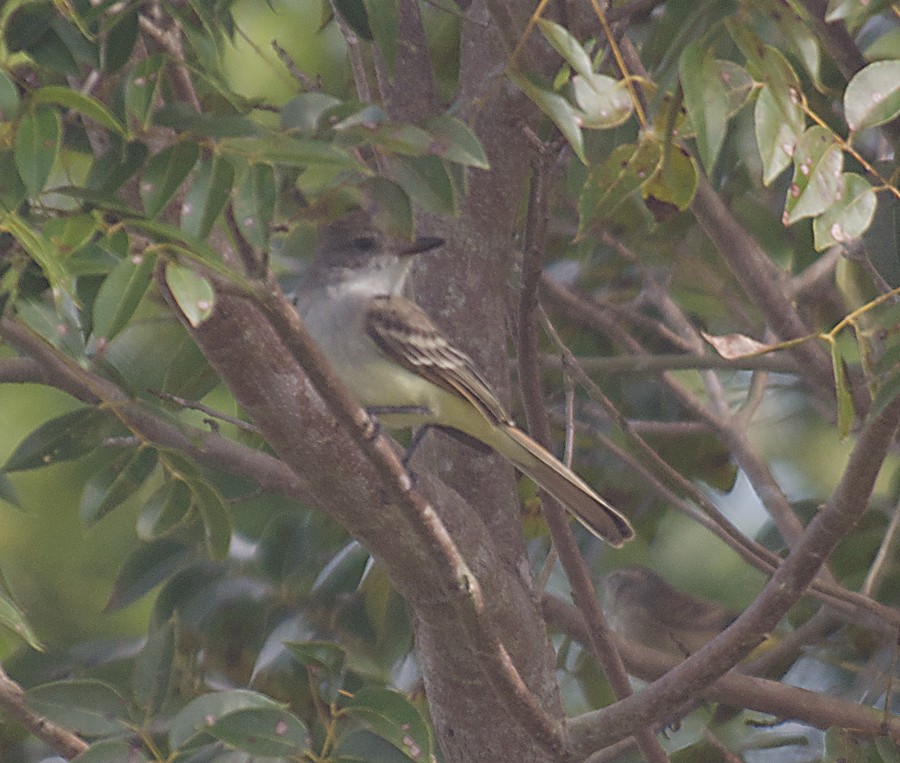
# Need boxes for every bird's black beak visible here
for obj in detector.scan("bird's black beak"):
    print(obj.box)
[400,236,444,256]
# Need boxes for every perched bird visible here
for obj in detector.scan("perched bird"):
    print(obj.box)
[292,211,634,546]
[603,566,737,656]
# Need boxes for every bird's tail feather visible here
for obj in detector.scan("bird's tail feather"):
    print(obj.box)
[490,424,634,547]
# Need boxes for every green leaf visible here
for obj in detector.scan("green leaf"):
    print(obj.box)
[825,0,884,28]
[680,41,729,172]
[121,218,231,278]
[643,144,698,211]
[342,687,434,762]
[775,6,823,90]
[357,123,434,157]
[92,249,157,340]
[716,60,754,116]
[285,639,347,704]
[571,73,633,130]
[102,9,139,73]
[578,135,663,232]
[189,478,231,560]
[875,737,900,763]
[160,333,218,400]
[14,107,61,197]
[0,70,20,121]
[0,473,21,509]
[844,60,900,131]
[281,92,343,132]
[5,5,80,74]
[124,55,165,129]
[1,212,73,300]
[136,479,193,540]
[86,140,148,197]
[390,155,456,215]
[508,71,585,163]
[168,689,284,751]
[221,134,361,169]
[165,263,215,327]
[426,115,489,169]
[80,447,159,527]
[730,28,803,117]
[359,564,411,652]
[332,104,387,131]
[3,408,110,472]
[73,738,150,763]
[829,340,854,439]
[311,539,369,596]
[132,618,176,716]
[181,154,235,240]
[824,727,866,762]
[864,29,900,62]
[754,84,805,185]
[812,173,877,250]
[4,3,55,54]
[537,19,594,79]
[364,0,398,74]
[285,640,347,677]
[152,103,260,138]
[31,86,125,136]
[44,212,100,255]
[26,680,129,737]
[0,589,43,650]
[207,706,310,756]
[140,142,200,219]
[337,730,421,762]
[0,150,27,210]
[733,26,808,143]
[14,300,86,362]
[360,177,413,239]
[106,537,196,611]
[783,125,843,225]
[233,162,276,249]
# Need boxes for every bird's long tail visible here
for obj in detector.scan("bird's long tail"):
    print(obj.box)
[489,424,634,547]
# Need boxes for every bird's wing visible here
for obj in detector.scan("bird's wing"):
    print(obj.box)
[365,295,511,425]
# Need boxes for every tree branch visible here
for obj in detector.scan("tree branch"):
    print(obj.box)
[541,277,900,633]
[568,393,900,753]
[545,593,900,742]
[163,274,570,757]
[0,665,88,760]
[517,152,670,763]
[690,175,846,408]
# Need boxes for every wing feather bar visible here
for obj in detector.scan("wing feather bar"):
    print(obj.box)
[365,296,511,425]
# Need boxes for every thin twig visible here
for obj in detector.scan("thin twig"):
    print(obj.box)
[542,352,799,375]
[568,393,900,752]
[148,389,260,434]
[0,665,88,760]
[537,307,900,633]
[517,151,669,763]
[861,497,900,600]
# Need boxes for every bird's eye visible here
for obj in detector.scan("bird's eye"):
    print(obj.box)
[352,236,377,251]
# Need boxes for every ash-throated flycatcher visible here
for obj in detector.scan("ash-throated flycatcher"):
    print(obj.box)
[292,212,634,547]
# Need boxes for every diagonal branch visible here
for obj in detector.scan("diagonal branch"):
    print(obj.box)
[690,175,849,409]
[168,274,570,757]
[544,594,900,743]
[568,393,900,753]
[541,276,900,633]
[0,666,87,760]
[517,152,670,763]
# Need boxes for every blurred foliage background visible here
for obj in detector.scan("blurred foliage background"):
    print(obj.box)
[0,0,898,761]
